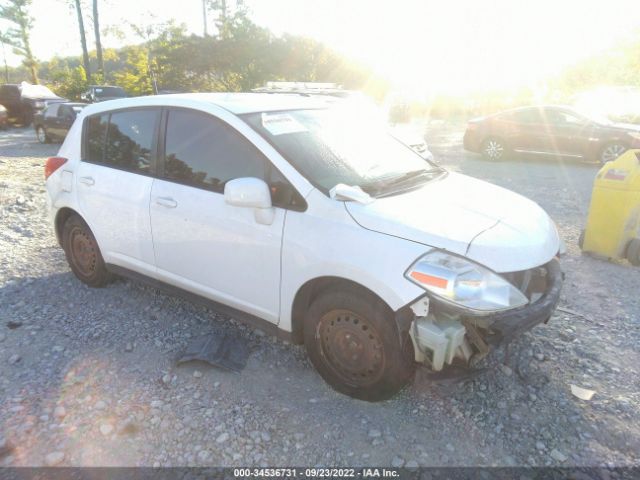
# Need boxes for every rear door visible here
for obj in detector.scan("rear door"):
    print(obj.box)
[149,108,287,323]
[508,108,549,152]
[75,108,160,276]
[43,104,61,137]
[57,105,76,137]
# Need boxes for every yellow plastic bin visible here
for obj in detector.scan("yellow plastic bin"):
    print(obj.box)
[581,149,640,265]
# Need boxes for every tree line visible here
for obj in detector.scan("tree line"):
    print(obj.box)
[0,0,387,100]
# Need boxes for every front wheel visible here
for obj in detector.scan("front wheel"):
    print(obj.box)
[304,287,415,401]
[600,143,626,164]
[481,138,507,161]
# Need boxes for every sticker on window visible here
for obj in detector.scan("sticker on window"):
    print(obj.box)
[261,113,307,136]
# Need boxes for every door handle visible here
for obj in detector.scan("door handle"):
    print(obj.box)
[155,197,178,208]
[79,176,94,186]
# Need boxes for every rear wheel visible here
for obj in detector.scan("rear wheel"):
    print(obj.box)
[304,287,415,401]
[626,238,640,266]
[481,137,507,161]
[600,143,626,164]
[62,215,113,287]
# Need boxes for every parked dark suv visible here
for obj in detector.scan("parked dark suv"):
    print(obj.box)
[0,83,67,126]
[81,85,128,103]
[464,105,640,164]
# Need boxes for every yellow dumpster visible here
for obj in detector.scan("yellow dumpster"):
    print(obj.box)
[581,149,640,265]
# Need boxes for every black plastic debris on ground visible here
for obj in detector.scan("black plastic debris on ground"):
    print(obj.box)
[177,329,249,372]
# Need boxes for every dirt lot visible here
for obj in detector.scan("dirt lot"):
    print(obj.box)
[1,123,639,468]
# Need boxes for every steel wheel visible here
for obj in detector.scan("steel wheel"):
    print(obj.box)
[62,215,112,287]
[482,138,506,160]
[317,309,385,387]
[69,225,98,277]
[304,288,415,401]
[36,126,47,144]
[600,143,626,164]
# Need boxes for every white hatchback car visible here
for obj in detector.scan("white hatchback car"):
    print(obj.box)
[45,93,564,401]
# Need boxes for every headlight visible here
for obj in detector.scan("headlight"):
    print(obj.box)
[405,250,529,312]
[34,101,45,108]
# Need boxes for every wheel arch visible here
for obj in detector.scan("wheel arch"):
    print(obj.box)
[289,276,397,345]
[54,207,81,247]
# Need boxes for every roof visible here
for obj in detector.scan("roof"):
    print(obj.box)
[81,92,332,116]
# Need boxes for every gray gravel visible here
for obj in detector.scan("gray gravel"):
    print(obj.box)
[1,125,639,467]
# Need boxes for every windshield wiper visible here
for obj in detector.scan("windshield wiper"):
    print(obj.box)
[364,169,443,195]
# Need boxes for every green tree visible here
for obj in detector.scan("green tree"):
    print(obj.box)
[48,60,88,99]
[111,45,154,95]
[0,0,38,83]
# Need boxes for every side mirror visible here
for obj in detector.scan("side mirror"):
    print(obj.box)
[224,177,275,225]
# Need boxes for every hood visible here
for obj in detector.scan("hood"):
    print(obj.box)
[345,172,560,272]
[95,96,127,102]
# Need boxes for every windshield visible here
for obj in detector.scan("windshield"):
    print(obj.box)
[243,107,442,196]
[94,87,126,97]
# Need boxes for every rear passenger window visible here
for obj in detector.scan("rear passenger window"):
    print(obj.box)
[84,109,157,174]
[104,110,157,173]
[163,109,265,192]
[85,113,109,163]
[45,104,60,118]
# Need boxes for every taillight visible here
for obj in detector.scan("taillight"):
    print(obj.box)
[44,157,67,180]
[467,122,478,131]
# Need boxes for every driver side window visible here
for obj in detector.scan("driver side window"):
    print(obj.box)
[162,109,305,210]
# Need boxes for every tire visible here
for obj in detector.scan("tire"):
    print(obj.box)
[481,137,508,161]
[626,238,640,266]
[35,125,50,144]
[600,143,627,164]
[62,215,113,287]
[303,287,415,401]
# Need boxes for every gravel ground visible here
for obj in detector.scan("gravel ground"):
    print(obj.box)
[0,124,639,468]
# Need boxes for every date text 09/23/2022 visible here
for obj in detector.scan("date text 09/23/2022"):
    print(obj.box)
[233,468,400,478]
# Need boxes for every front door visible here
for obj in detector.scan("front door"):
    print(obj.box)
[543,108,589,157]
[149,108,285,323]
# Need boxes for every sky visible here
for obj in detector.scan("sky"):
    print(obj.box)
[2,0,640,97]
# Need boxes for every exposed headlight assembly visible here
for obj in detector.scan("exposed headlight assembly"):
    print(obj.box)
[405,250,529,313]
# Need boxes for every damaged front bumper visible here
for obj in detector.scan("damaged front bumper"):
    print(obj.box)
[405,258,563,376]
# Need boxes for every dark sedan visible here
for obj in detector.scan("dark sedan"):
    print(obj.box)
[33,102,87,143]
[463,105,640,163]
